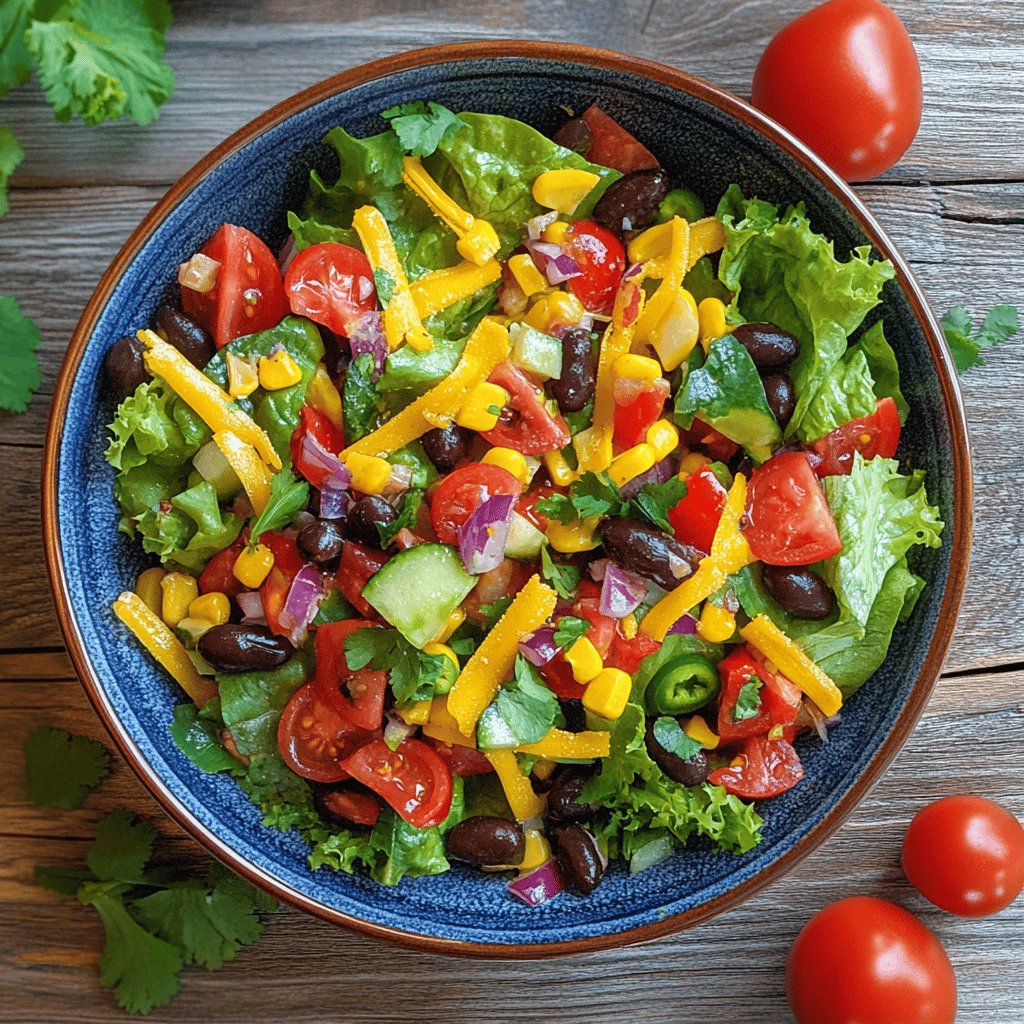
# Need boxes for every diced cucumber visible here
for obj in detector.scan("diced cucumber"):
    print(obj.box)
[505,513,546,560]
[509,322,563,380]
[193,441,242,500]
[173,616,213,651]
[476,703,518,750]
[361,543,474,648]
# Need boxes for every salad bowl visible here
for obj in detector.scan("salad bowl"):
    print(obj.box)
[42,41,971,956]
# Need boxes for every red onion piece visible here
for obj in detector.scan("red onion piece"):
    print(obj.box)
[600,563,648,619]
[668,613,698,635]
[523,239,582,286]
[277,563,324,646]
[623,261,644,281]
[508,860,565,907]
[301,434,350,491]
[458,493,517,575]
[518,626,559,667]
[618,457,675,500]
[349,311,388,378]
[588,558,610,582]
[236,591,267,625]
[525,210,558,240]
[318,485,349,520]
[380,463,414,500]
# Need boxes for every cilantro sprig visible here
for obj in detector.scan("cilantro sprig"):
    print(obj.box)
[24,725,110,808]
[540,546,581,600]
[535,471,688,534]
[381,100,467,157]
[344,626,452,706]
[941,304,1020,373]
[247,467,309,544]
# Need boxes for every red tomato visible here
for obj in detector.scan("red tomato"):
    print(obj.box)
[540,654,586,700]
[572,584,616,658]
[579,104,660,174]
[743,451,843,566]
[902,795,1024,917]
[314,618,387,730]
[283,242,376,336]
[259,531,306,636]
[517,485,556,531]
[181,224,288,348]
[334,541,387,617]
[198,535,247,597]
[429,740,495,777]
[563,220,626,315]
[277,683,368,783]
[429,464,522,546]
[787,896,957,1024]
[606,630,661,676]
[751,0,922,182]
[316,788,382,827]
[809,397,901,476]
[681,419,738,462]
[482,362,570,456]
[708,735,804,799]
[613,385,666,450]
[668,465,728,553]
[290,405,346,488]
[716,647,801,742]
[341,737,453,828]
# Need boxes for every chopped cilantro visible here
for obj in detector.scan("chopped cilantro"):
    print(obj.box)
[553,615,590,651]
[344,626,448,704]
[534,491,576,525]
[652,716,704,761]
[628,476,687,532]
[571,471,626,520]
[373,267,396,306]
[0,295,42,413]
[247,467,309,544]
[380,100,467,157]
[941,304,1020,373]
[540,546,581,600]
[489,656,560,745]
[375,489,422,547]
[478,597,513,630]
[486,404,502,416]
[732,677,763,721]
[23,725,110,808]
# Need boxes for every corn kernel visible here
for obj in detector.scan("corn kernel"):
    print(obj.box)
[650,288,700,371]
[226,351,259,398]
[546,515,600,553]
[614,353,662,382]
[608,443,658,487]
[423,642,460,671]
[541,220,569,245]
[507,253,548,297]
[456,218,501,265]
[645,419,679,460]
[678,452,711,478]
[582,667,632,720]
[697,601,736,643]
[434,606,465,644]
[627,220,674,264]
[456,381,509,432]
[188,591,231,626]
[532,168,601,214]
[258,349,303,390]
[346,452,392,494]
[306,365,344,432]
[684,714,720,750]
[621,612,639,640]
[233,543,274,589]
[525,291,585,333]
[543,449,576,487]
[135,567,166,615]
[564,636,603,684]
[397,699,433,726]
[482,446,530,486]
[698,297,729,353]
[160,572,199,628]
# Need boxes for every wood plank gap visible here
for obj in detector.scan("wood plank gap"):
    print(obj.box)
[940,659,1024,681]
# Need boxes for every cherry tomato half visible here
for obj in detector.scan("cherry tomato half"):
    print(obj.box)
[290,404,346,488]
[284,242,377,336]
[787,896,957,1024]
[579,104,660,174]
[429,463,523,546]
[314,618,388,731]
[334,541,387,617]
[316,787,382,826]
[429,740,495,777]
[716,646,802,743]
[810,397,901,476]
[278,683,368,783]
[708,734,804,799]
[668,465,728,554]
[902,795,1024,917]
[198,535,248,597]
[181,224,288,348]
[563,220,626,315]
[259,531,306,637]
[482,362,570,456]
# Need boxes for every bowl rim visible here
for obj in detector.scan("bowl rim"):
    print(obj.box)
[42,39,973,959]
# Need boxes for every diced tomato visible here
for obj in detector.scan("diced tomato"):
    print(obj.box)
[517,485,557,531]
[429,463,523,546]
[334,542,387,617]
[316,788,382,826]
[606,629,661,676]
[572,582,616,658]
[429,740,495,777]
[198,535,248,597]
[341,737,453,828]
[563,220,627,315]
[314,618,387,731]
[540,653,587,700]
[283,242,376,336]
[810,397,902,477]
[681,419,739,462]
[579,104,660,174]
[290,405,346,488]
[668,465,728,554]
[717,646,802,742]
[482,362,571,456]
[180,224,288,348]
[743,451,843,566]
[708,735,805,799]
[613,384,667,450]
[277,683,370,784]
[259,531,305,636]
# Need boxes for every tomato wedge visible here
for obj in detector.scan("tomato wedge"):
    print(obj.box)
[334,541,388,617]
[708,735,805,799]
[668,465,728,554]
[429,463,523,546]
[341,737,453,828]
[809,397,901,476]
[563,220,627,316]
[198,534,248,597]
[717,646,802,742]
[482,362,571,456]
[283,242,377,336]
[743,451,843,566]
[316,787,382,826]
[259,531,305,637]
[277,683,370,783]
[613,384,666,450]
[290,404,346,488]
[580,104,660,173]
[429,740,495,777]
[314,618,387,731]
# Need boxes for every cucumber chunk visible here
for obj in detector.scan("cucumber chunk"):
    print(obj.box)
[505,513,546,560]
[509,322,563,380]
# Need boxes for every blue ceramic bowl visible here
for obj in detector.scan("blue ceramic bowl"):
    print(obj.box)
[44,42,971,956]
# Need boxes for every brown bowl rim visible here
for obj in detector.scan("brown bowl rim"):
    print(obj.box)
[42,39,972,959]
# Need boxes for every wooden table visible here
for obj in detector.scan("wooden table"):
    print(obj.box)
[2,2,1022,1020]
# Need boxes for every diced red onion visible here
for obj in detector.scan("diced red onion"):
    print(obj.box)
[301,434,350,491]
[318,485,350,520]
[668,613,698,635]
[507,859,565,908]
[518,626,559,667]
[380,463,414,500]
[623,261,644,281]
[278,564,324,646]
[348,311,388,379]
[236,591,267,625]
[178,253,220,293]
[600,563,649,619]
[278,234,297,274]
[525,210,558,240]
[384,711,416,750]
[523,239,583,285]
[458,493,517,575]
[588,558,610,582]
[618,457,674,499]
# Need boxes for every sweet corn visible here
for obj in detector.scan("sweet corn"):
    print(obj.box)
[546,515,600,553]
[188,591,230,626]
[614,353,662,382]
[608,442,658,487]
[541,220,569,244]
[160,572,199,628]
[543,449,576,487]
[482,446,530,486]
[524,291,586,333]
[507,253,547,297]
[627,220,674,264]
[306,365,344,432]
[697,601,737,643]
[531,758,558,781]
[645,419,679,460]
[456,381,509,432]
[564,635,603,684]
[684,714,720,750]
[397,699,433,726]
[346,452,392,494]
[233,543,274,589]
[621,612,638,640]
[698,297,729,352]
[457,220,503,265]
[583,667,632,720]
[423,642,459,671]
[531,168,601,214]
[135,567,166,615]
[258,349,302,390]
[226,351,259,398]
[434,606,465,644]
[678,451,711,478]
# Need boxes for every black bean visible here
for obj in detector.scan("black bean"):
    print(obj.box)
[297,518,345,569]
[547,327,597,413]
[546,769,596,823]
[198,624,295,673]
[593,168,672,234]
[559,697,588,733]
[103,336,149,399]
[343,496,397,548]
[156,305,215,369]
[600,518,702,591]
[732,322,800,369]
[763,372,796,427]
[553,117,593,155]
[551,825,605,895]
[445,816,525,867]
[644,720,710,786]
[763,565,836,620]
[422,424,472,473]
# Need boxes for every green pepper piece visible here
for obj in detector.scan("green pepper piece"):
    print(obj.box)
[656,187,705,225]
[646,654,720,716]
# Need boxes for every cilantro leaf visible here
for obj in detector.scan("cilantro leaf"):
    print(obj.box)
[534,491,576,525]
[381,101,467,157]
[651,716,703,761]
[34,864,96,896]
[375,488,422,547]
[373,267,395,306]
[87,810,157,884]
[344,626,448,705]
[942,304,1020,373]
[571,471,625,519]
[628,476,687,533]
[540,546,581,600]
[0,294,42,413]
[0,2,55,95]
[491,657,559,745]
[23,725,110,808]
[169,704,238,774]
[247,467,308,543]
[732,677,763,721]
[553,615,590,650]
[0,126,24,217]
[343,351,384,443]
[24,0,175,127]
[478,596,513,630]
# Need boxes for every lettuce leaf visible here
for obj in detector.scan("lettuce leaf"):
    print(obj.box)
[857,321,909,422]
[797,347,878,444]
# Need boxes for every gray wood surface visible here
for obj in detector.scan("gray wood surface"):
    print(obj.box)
[2,1,1022,1021]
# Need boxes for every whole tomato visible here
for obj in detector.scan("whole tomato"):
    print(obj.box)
[751,0,922,181]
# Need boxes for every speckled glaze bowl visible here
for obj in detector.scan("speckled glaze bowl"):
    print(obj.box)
[43,42,971,957]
